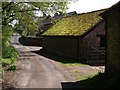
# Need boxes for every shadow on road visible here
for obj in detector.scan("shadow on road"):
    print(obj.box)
[61,73,119,89]
[18,36,105,66]
[18,36,42,46]
[31,49,105,66]
[18,51,36,60]
[31,49,87,64]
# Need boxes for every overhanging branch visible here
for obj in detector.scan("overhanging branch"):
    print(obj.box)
[16,9,39,12]
[2,2,13,13]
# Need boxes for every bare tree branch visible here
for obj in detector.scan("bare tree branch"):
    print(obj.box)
[16,9,39,12]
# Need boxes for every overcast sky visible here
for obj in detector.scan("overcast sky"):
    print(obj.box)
[66,0,119,13]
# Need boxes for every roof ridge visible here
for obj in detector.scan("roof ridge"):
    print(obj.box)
[63,8,106,18]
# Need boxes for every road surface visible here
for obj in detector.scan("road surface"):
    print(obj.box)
[10,33,75,88]
[6,33,104,89]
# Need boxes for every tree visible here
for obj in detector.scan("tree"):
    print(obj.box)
[2,1,69,61]
[2,2,69,36]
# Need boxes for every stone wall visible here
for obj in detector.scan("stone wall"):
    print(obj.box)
[105,11,120,79]
[19,37,42,46]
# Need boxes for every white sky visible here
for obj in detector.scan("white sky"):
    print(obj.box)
[66,0,120,13]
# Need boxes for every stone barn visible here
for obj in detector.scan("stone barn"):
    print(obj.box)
[42,9,106,64]
[100,1,120,80]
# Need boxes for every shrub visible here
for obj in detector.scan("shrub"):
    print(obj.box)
[7,64,16,71]
[2,46,18,59]
[1,58,11,66]
[2,46,18,70]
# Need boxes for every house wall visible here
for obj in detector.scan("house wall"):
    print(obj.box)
[83,21,105,47]
[105,10,120,79]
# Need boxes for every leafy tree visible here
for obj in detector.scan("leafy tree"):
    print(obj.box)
[1,2,69,68]
[2,2,69,36]
[2,2,69,47]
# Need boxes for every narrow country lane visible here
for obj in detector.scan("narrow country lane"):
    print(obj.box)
[10,33,75,88]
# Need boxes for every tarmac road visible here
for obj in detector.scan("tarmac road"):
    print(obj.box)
[10,33,75,88]
[9,33,104,88]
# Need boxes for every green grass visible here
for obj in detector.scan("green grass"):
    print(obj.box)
[75,72,98,81]
[62,62,88,67]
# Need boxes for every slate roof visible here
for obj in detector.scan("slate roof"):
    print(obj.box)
[43,9,105,36]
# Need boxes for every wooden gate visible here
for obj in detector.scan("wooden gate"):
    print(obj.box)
[87,46,105,65]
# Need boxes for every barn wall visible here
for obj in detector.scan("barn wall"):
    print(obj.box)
[105,11,120,79]
[42,22,105,61]
[19,37,42,46]
[83,21,105,47]
[78,37,87,59]
[42,36,86,59]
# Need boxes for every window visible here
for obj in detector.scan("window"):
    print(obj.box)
[100,35,106,47]
[97,35,106,47]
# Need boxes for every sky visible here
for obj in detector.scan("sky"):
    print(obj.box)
[66,0,120,13]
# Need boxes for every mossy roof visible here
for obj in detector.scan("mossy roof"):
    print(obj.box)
[43,9,105,36]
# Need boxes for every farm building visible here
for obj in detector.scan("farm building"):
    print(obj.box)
[100,1,120,80]
[42,9,106,64]
[37,11,77,36]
